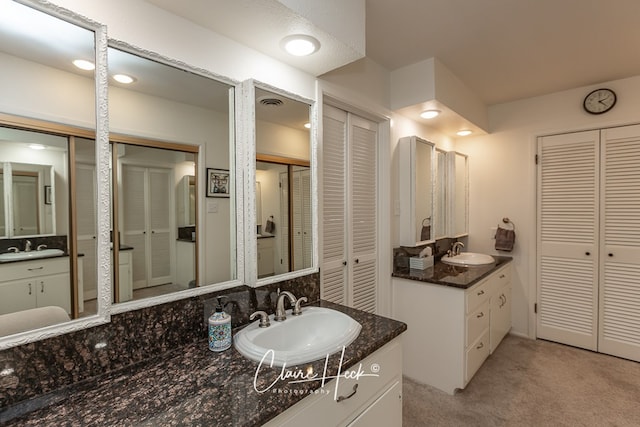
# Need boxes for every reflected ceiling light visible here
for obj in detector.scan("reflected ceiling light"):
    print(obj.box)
[29,144,45,150]
[457,129,473,136]
[113,74,136,84]
[304,122,311,129]
[72,59,95,71]
[420,109,441,119]
[281,34,320,56]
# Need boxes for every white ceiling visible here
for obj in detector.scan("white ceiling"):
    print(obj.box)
[365,0,640,106]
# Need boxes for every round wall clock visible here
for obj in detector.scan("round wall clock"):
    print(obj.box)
[583,88,617,114]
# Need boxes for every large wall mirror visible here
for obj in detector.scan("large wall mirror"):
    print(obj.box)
[0,0,109,347]
[107,42,238,312]
[250,85,316,285]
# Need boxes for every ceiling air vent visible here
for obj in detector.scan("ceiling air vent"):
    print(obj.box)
[257,96,284,107]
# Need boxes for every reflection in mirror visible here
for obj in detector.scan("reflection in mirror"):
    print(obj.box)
[0,0,106,346]
[448,151,469,238]
[434,148,447,239]
[255,87,312,280]
[107,43,235,307]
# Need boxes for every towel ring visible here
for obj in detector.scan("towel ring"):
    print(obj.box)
[500,217,515,231]
[422,217,431,227]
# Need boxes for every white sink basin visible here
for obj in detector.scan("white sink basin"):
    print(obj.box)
[441,252,495,266]
[0,249,65,262]
[234,306,362,367]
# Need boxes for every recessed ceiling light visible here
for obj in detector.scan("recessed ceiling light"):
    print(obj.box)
[281,35,320,56]
[113,74,136,84]
[29,144,45,150]
[304,122,311,129]
[72,59,95,71]
[457,130,473,136]
[420,109,441,119]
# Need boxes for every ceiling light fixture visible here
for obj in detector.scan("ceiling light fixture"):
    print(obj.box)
[72,59,95,71]
[457,130,472,137]
[420,109,441,119]
[281,34,320,56]
[29,144,45,150]
[304,122,311,129]
[113,74,136,84]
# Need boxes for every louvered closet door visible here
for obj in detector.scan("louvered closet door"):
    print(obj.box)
[321,105,349,304]
[122,165,148,289]
[537,130,600,350]
[599,125,640,361]
[148,168,172,286]
[348,115,378,313]
[76,163,97,301]
[302,169,312,269]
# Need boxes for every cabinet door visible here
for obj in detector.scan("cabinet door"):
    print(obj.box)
[599,125,640,362]
[537,131,600,351]
[36,273,71,313]
[347,380,402,427]
[490,284,511,353]
[0,280,35,315]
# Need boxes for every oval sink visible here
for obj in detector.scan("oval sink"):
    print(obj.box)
[234,307,361,367]
[441,252,495,266]
[0,248,65,262]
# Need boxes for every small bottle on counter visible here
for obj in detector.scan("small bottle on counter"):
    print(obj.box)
[208,296,232,352]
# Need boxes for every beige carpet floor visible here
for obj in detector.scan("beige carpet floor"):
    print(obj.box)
[403,335,640,426]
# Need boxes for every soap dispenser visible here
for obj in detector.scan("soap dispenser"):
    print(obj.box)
[208,296,232,352]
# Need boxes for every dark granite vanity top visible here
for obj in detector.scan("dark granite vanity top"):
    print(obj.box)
[392,256,513,289]
[1,301,406,426]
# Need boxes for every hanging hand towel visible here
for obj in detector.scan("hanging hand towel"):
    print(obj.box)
[495,225,515,252]
[264,216,275,234]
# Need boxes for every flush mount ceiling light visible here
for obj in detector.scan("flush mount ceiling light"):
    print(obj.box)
[113,74,136,84]
[420,109,441,119]
[281,34,320,56]
[457,129,473,136]
[29,144,45,150]
[304,122,311,129]
[72,59,95,71]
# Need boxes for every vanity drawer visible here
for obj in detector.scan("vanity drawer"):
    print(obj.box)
[0,257,69,282]
[263,337,402,427]
[465,329,490,384]
[491,264,511,290]
[466,300,490,347]
[465,279,492,314]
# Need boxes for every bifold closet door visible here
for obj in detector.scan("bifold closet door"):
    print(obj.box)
[599,125,640,361]
[537,130,600,351]
[321,104,378,313]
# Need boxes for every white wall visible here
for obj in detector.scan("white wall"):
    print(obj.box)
[256,120,310,160]
[456,75,640,338]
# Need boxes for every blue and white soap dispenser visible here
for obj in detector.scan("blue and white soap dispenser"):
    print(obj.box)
[208,296,232,352]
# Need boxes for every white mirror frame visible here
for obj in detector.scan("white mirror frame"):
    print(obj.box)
[242,79,319,288]
[107,39,244,315]
[0,0,110,350]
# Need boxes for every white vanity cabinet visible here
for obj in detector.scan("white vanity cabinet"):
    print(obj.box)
[393,263,511,394]
[0,257,71,315]
[263,337,403,427]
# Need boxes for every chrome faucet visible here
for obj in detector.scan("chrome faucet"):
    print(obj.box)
[452,241,464,256]
[24,240,32,252]
[7,247,19,253]
[292,296,308,316]
[36,244,47,251]
[274,290,297,321]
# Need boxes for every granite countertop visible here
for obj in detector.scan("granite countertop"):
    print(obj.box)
[392,256,513,289]
[2,301,406,426]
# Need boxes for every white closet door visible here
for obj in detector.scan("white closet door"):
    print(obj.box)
[279,172,289,272]
[76,163,97,300]
[537,130,600,350]
[321,105,349,305]
[599,125,640,361]
[348,115,378,313]
[292,170,303,271]
[122,165,148,289]
[148,168,172,286]
[302,169,312,269]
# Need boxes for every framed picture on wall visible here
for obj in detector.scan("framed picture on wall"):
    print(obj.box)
[206,168,230,198]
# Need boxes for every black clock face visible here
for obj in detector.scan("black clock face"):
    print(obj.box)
[583,88,616,114]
